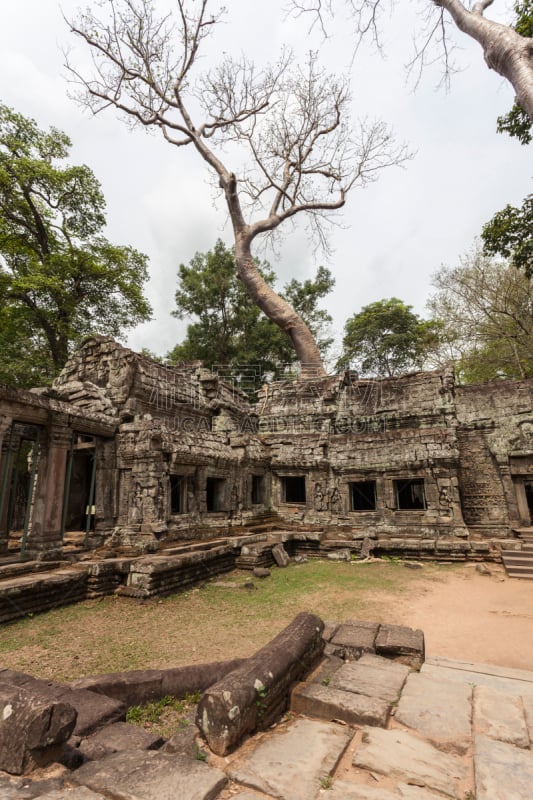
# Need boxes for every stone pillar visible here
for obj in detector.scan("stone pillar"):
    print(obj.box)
[93,438,117,537]
[0,416,14,555]
[25,423,71,561]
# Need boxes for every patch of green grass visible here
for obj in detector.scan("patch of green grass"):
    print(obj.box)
[126,692,201,738]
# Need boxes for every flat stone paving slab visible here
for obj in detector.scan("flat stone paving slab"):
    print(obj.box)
[37,790,106,800]
[474,733,533,800]
[473,685,530,748]
[395,671,472,754]
[352,727,468,798]
[422,658,533,697]
[70,749,227,800]
[330,621,379,659]
[522,694,533,741]
[79,721,163,760]
[323,783,444,800]
[329,654,410,703]
[229,718,352,800]
[291,682,391,727]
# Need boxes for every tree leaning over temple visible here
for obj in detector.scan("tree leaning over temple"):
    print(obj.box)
[67,0,408,378]
[292,1,533,125]
[0,103,152,387]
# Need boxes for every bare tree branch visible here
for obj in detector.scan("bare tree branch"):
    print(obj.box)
[66,0,407,376]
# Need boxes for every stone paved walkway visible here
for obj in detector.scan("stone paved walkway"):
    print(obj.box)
[3,654,533,799]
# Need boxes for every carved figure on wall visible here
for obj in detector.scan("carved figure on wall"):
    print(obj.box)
[330,486,342,515]
[314,481,328,512]
[438,486,453,517]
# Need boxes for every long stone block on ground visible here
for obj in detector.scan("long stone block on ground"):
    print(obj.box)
[79,721,164,761]
[0,681,76,775]
[228,718,352,800]
[474,734,533,800]
[322,782,446,800]
[352,727,468,798]
[196,612,324,755]
[70,749,228,800]
[291,682,391,727]
[473,685,530,748]
[395,671,472,755]
[329,654,410,703]
[0,669,126,736]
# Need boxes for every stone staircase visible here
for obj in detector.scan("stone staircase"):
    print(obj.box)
[502,529,533,579]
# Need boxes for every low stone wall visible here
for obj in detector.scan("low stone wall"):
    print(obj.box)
[0,569,88,625]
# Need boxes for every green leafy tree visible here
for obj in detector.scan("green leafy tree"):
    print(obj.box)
[168,240,334,381]
[482,194,533,277]
[0,103,152,387]
[428,249,533,382]
[338,298,438,377]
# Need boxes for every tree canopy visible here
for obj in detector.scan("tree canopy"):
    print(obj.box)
[168,240,334,385]
[481,194,533,277]
[0,103,152,386]
[337,298,438,377]
[428,249,533,382]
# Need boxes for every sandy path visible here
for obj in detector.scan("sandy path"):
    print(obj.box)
[393,564,533,670]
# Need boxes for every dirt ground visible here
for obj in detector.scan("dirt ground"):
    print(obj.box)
[390,563,533,671]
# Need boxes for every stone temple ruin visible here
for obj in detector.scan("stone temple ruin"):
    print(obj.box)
[1,335,533,618]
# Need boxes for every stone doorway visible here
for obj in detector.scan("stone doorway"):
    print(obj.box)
[0,423,42,559]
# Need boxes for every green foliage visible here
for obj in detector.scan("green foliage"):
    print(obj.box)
[428,249,533,382]
[168,240,334,383]
[496,2,533,143]
[338,298,439,377]
[0,103,152,386]
[481,194,533,277]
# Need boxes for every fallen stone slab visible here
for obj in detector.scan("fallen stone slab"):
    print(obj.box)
[291,682,391,727]
[422,658,533,697]
[70,749,227,800]
[352,727,468,798]
[375,624,425,669]
[0,682,76,775]
[1,669,125,736]
[474,733,533,800]
[330,654,410,703]
[196,612,324,755]
[70,657,247,706]
[229,717,352,800]
[395,671,472,754]
[329,620,378,660]
[79,721,164,761]
[272,543,290,567]
[161,708,207,759]
[473,685,529,748]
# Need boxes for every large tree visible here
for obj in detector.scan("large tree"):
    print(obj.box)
[0,103,152,386]
[337,297,439,377]
[428,248,533,381]
[169,239,334,381]
[293,1,533,123]
[67,0,407,378]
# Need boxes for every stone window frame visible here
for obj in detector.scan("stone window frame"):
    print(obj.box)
[205,476,227,513]
[251,474,265,506]
[349,479,378,512]
[393,477,427,511]
[279,474,307,506]
[169,474,186,515]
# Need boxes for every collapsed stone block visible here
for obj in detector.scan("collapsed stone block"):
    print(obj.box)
[0,681,77,774]
[271,543,290,567]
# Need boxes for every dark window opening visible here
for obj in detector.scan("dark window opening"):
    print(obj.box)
[394,479,426,510]
[350,480,377,511]
[251,475,264,505]
[282,476,306,504]
[170,476,185,514]
[206,477,225,512]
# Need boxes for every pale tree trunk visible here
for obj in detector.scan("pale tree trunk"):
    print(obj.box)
[439,0,533,122]
[234,232,326,378]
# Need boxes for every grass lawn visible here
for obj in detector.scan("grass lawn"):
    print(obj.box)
[0,559,456,682]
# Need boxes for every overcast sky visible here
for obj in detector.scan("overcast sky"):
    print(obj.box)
[1,0,531,362]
